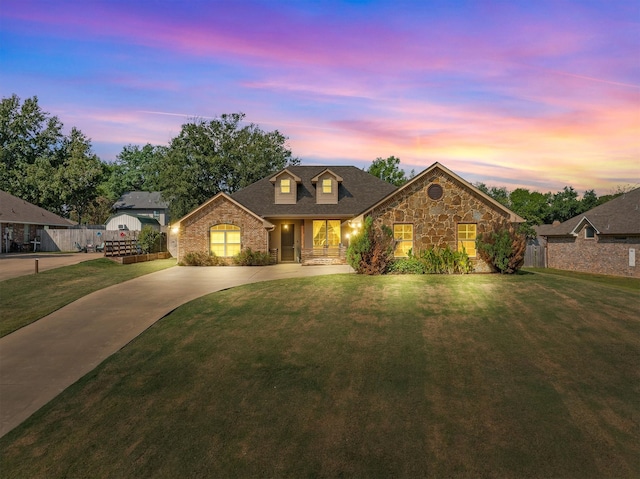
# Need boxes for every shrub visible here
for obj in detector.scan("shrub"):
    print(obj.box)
[137,226,163,254]
[233,248,273,266]
[390,246,472,274]
[346,217,396,275]
[388,257,426,274]
[476,221,526,274]
[180,251,225,266]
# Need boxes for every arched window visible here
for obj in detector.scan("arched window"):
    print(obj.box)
[210,224,241,257]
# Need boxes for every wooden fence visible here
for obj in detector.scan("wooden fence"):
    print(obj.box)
[524,244,546,268]
[36,228,137,252]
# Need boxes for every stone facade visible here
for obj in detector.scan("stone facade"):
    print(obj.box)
[368,168,511,272]
[176,195,268,263]
[547,225,639,277]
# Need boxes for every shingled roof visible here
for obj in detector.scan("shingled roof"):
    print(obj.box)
[536,187,640,237]
[0,190,73,227]
[113,191,168,210]
[231,166,397,218]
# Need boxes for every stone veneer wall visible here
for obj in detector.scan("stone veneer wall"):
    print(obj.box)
[368,168,511,272]
[547,226,639,277]
[177,196,268,263]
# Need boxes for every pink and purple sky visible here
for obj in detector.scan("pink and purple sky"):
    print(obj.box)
[1,0,638,194]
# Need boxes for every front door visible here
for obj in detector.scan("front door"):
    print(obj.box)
[281,224,295,261]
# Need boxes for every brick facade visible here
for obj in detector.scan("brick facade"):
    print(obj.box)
[368,168,511,272]
[547,225,639,277]
[176,195,268,263]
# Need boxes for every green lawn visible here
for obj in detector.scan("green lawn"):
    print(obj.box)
[0,258,176,337]
[1,272,639,478]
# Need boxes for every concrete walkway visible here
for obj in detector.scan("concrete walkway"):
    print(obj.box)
[0,263,352,437]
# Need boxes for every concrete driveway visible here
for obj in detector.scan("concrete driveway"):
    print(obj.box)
[0,252,105,281]
[0,263,352,437]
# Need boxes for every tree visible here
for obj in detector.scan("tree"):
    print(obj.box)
[367,156,413,186]
[157,113,298,219]
[579,189,599,213]
[0,94,64,204]
[52,128,105,224]
[104,143,166,200]
[547,186,581,223]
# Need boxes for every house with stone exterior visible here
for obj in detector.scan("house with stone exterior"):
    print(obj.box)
[0,189,73,253]
[536,188,640,277]
[172,162,524,271]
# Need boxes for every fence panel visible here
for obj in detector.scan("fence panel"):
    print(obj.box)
[36,229,137,252]
[524,244,546,268]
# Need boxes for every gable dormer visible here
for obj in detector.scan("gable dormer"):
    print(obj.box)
[311,169,343,205]
[270,169,301,204]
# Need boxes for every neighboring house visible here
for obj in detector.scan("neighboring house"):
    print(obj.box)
[536,188,640,277]
[173,162,524,271]
[113,191,169,226]
[0,190,73,253]
[105,213,161,232]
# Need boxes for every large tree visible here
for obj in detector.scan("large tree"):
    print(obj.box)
[158,113,298,219]
[104,143,166,200]
[367,156,412,186]
[0,94,65,204]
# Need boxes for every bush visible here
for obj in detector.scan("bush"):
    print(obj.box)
[389,246,472,275]
[180,251,225,266]
[476,221,526,274]
[137,226,164,253]
[232,248,273,266]
[388,257,426,274]
[346,216,396,275]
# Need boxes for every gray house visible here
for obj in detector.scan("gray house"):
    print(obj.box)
[113,191,169,226]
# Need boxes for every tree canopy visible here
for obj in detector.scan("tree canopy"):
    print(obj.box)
[366,156,413,186]
[156,113,298,219]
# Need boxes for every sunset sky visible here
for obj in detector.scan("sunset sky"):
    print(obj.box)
[1,0,638,195]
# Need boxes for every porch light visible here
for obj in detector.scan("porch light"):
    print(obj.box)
[171,225,179,234]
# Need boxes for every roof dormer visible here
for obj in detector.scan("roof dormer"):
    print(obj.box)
[270,169,301,204]
[311,169,343,205]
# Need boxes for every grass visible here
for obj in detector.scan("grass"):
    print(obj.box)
[1,272,639,478]
[0,258,176,337]
[524,267,640,291]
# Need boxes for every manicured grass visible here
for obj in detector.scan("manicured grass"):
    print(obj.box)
[0,258,176,337]
[524,267,640,291]
[1,272,638,478]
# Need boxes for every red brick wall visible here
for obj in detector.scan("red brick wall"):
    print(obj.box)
[368,168,511,272]
[547,226,639,277]
[176,196,268,262]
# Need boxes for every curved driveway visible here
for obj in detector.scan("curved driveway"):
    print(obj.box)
[0,263,352,437]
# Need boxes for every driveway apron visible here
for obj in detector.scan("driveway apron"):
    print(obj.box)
[0,264,352,437]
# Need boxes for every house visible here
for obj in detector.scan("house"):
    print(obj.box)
[113,191,169,226]
[172,162,524,271]
[536,188,640,277]
[0,189,73,253]
[105,213,162,233]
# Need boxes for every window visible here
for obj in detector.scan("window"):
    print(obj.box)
[210,224,241,257]
[585,226,595,239]
[394,224,413,257]
[322,178,332,194]
[458,224,477,257]
[280,178,291,194]
[428,184,443,200]
[313,220,341,248]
